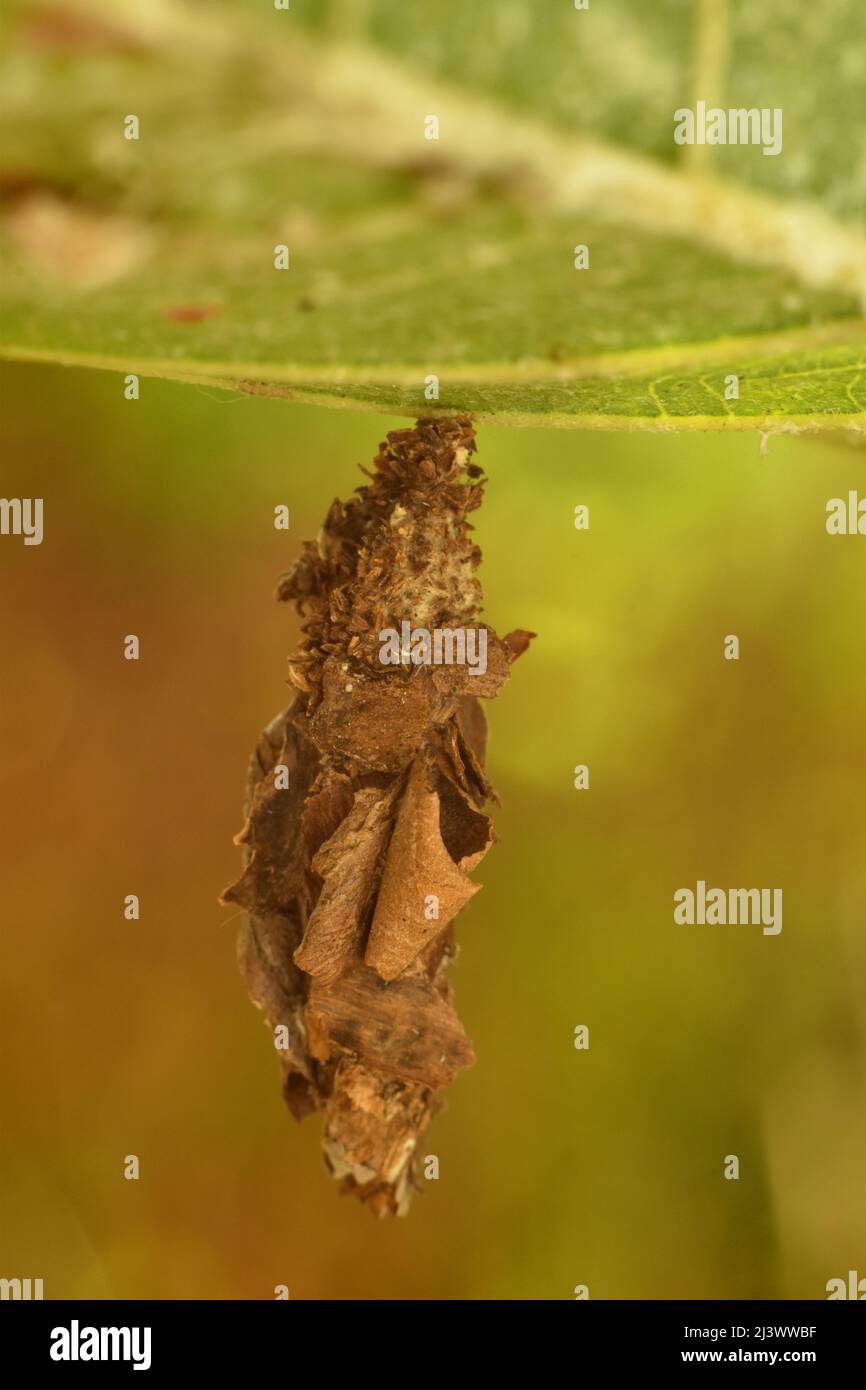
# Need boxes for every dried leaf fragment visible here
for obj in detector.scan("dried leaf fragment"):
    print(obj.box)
[306,964,475,1090]
[294,784,398,984]
[365,757,488,981]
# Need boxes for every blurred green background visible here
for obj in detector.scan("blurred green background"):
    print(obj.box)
[1,360,864,1299]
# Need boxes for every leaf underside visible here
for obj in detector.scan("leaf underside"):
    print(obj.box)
[0,0,864,429]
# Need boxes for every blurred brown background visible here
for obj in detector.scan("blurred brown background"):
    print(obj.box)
[1,360,864,1298]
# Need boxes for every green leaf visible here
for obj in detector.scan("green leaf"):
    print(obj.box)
[0,0,864,430]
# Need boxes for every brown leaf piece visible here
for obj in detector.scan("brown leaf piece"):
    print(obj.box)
[294,784,399,984]
[365,757,489,981]
[221,416,533,1215]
